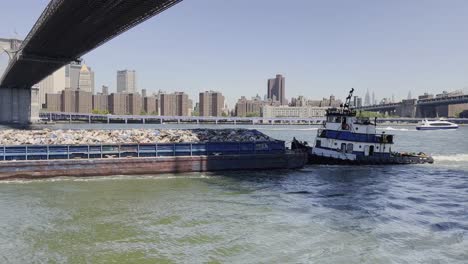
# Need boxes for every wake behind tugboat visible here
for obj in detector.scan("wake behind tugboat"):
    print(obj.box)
[292,88,434,165]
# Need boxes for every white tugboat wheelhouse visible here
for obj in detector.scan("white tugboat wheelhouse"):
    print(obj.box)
[311,88,394,162]
[291,88,434,164]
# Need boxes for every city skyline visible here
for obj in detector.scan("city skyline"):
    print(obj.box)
[3,0,468,106]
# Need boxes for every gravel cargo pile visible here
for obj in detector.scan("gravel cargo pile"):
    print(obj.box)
[0,129,275,145]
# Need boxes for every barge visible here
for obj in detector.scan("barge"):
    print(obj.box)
[0,140,307,180]
[292,89,434,165]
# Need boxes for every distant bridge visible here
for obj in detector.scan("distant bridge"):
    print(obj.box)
[417,94,468,106]
[357,102,401,112]
[0,0,182,124]
[356,95,468,118]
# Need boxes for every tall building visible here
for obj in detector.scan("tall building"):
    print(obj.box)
[92,93,108,113]
[290,96,307,107]
[61,88,76,112]
[160,92,192,116]
[101,85,109,95]
[234,96,264,117]
[44,94,61,112]
[75,90,92,113]
[141,89,147,97]
[267,74,286,105]
[372,91,376,105]
[38,61,95,106]
[356,97,363,108]
[143,96,158,115]
[364,90,371,106]
[38,66,67,106]
[199,91,225,117]
[78,64,93,93]
[59,89,92,113]
[108,93,128,115]
[127,93,142,115]
[66,61,95,93]
[352,96,363,108]
[117,70,136,93]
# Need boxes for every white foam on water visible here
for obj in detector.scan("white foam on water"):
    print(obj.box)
[433,154,468,162]
[0,174,212,184]
[377,127,412,131]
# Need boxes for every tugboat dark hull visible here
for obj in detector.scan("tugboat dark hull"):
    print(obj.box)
[308,153,434,165]
[290,143,434,165]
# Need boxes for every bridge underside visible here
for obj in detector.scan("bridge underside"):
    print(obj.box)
[0,0,181,124]
[1,0,181,88]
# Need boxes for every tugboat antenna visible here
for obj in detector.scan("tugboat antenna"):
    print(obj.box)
[343,88,354,110]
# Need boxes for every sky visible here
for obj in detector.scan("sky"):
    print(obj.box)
[1,0,468,107]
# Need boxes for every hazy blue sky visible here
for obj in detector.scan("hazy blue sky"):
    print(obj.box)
[1,0,468,106]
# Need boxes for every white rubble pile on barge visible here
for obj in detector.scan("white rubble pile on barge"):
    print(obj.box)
[0,129,275,145]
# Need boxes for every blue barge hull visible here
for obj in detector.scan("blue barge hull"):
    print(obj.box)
[0,141,307,180]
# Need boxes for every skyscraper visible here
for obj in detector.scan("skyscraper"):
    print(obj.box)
[372,91,376,105]
[78,64,92,93]
[38,60,95,106]
[37,66,67,106]
[66,61,95,93]
[101,85,109,95]
[364,90,371,106]
[117,70,136,93]
[267,74,286,105]
[199,91,225,117]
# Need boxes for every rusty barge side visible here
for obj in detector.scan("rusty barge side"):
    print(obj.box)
[0,152,307,180]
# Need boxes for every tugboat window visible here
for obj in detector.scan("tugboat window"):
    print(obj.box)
[320,130,326,137]
[369,145,375,156]
[316,140,321,147]
[341,143,346,152]
[347,143,353,153]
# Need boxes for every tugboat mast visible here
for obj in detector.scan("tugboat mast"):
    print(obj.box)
[343,88,354,111]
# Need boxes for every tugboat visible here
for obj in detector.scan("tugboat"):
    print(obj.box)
[292,89,434,165]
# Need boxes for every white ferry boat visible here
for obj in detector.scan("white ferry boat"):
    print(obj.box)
[416,119,458,130]
[292,89,434,165]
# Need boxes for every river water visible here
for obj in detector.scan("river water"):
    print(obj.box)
[0,125,467,263]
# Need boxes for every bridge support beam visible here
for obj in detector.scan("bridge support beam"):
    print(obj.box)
[0,87,40,124]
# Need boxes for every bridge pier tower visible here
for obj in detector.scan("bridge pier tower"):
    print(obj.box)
[0,87,40,124]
